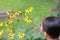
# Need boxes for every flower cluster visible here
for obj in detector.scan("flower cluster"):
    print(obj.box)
[0,7,33,40]
[24,7,33,23]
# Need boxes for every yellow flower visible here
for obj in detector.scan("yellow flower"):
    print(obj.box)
[28,7,33,12]
[25,7,33,15]
[6,11,10,15]
[25,9,30,14]
[0,22,3,27]
[8,33,14,39]
[0,30,4,36]
[17,33,25,39]
[15,11,22,16]
[8,15,13,19]
[5,22,9,27]
[24,16,32,23]
[9,14,16,19]
[12,14,16,18]
[8,19,13,24]
[8,28,13,33]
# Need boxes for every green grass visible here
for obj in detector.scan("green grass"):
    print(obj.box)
[0,0,57,40]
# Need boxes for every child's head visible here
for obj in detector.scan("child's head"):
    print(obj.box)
[40,16,60,40]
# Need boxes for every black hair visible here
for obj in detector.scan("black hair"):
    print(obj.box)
[42,16,60,39]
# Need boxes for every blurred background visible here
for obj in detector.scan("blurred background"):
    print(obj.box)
[0,0,59,40]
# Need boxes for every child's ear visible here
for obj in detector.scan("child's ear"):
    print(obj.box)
[44,32,47,37]
[44,32,49,38]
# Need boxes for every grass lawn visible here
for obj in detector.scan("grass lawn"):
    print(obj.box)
[0,0,57,40]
